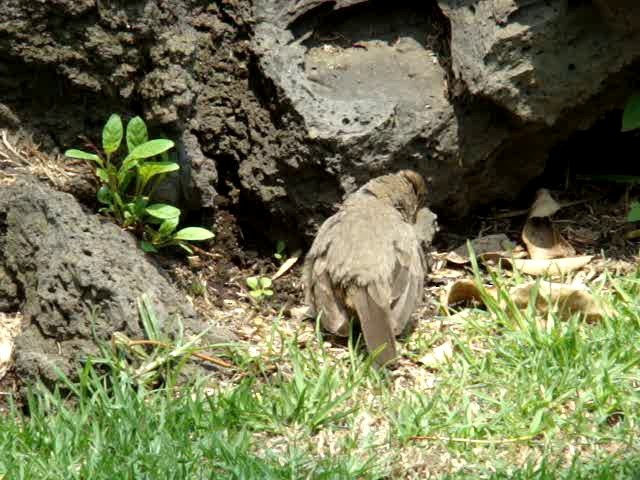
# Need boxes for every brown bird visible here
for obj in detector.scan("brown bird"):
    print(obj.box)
[303,170,437,366]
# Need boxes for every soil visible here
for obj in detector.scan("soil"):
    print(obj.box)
[2,134,640,412]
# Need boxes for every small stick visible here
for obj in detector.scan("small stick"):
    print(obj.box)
[126,339,232,368]
[410,434,539,445]
[188,243,220,259]
[486,198,597,220]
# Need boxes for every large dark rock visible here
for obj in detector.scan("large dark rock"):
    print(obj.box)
[1,0,640,242]
[439,0,640,125]
[0,177,232,388]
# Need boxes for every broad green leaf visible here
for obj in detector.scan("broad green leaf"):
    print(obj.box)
[628,201,640,222]
[140,240,158,253]
[249,290,263,298]
[126,116,148,153]
[263,289,274,297]
[120,155,139,174]
[159,217,179,237]
[173,227,214,242]
[96,168,109,183]
[102,114,123,154]
[133,197,149,218]
[97,186,112,205]
[259,277,273,289]
[623,93,640,132]
[146,203,181,220]
[129,139,174,160]
[65,149,102,164]
[246,276,259,290]
[138,161,180,185]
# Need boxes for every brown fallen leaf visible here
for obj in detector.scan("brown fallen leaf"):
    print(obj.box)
[446,234,516,264]
[428,268,466,283]
[289,305,312,321]
[509,280,607,322]
[528,188,562,218]
[442,277,607,323]
[0,337,12,381]
[507,255,594,277]
[522,189,575,260]
[419,340,454,368]
[0,312,21,381]
[442,278,497,307]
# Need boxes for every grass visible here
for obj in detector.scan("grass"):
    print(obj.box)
[2,265,640,478]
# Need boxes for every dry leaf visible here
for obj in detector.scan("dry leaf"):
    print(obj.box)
[528,188,562,218]
[419,340,454,368]
[509,280,607,322]
[428,268,466,282]
[0,338,11,381]
[508,255,593,277]
[0,312,21,381]
[446,234,515,264]
[522,218,575,259]
[272,249,301,281]
[522,189,575,260]
[442,278,497,306]
[442,278,606,323]
[290,305,312,321]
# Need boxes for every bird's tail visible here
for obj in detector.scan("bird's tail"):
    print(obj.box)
[348,287,397,366]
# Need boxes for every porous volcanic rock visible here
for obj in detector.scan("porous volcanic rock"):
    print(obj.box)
[0,176,232,388]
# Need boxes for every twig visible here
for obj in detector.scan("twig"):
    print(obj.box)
[271,250,301,281]
[126,339,232,368]
[486,198,598,220]
[188,243,220,259]
[410,434,540,445]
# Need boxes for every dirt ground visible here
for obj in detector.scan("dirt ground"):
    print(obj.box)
[1,128,640,408]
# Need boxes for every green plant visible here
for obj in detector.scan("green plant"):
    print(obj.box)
[246,276,274,301]
[65,114,214,253]
[274,240,287,263]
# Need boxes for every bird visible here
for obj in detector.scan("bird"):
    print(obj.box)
[303,170,437,366]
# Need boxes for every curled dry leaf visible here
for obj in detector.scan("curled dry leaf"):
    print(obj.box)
[510,280,607,322]
[528,188,562,218]
[522,189,576,260]
[446,234,516,264]
[442,278,497,307]
[419,340,454,368]
[442,278,607,323]
[522,218,575,260]
[507,255,594,277]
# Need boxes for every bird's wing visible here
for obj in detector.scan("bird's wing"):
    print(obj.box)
[387,227,425,336]
[303,212,351,336]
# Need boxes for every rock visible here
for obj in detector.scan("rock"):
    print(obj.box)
[0,266,19,313]
[0,177,233,389]
[2,0,640,243]
[439,0,640,125]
